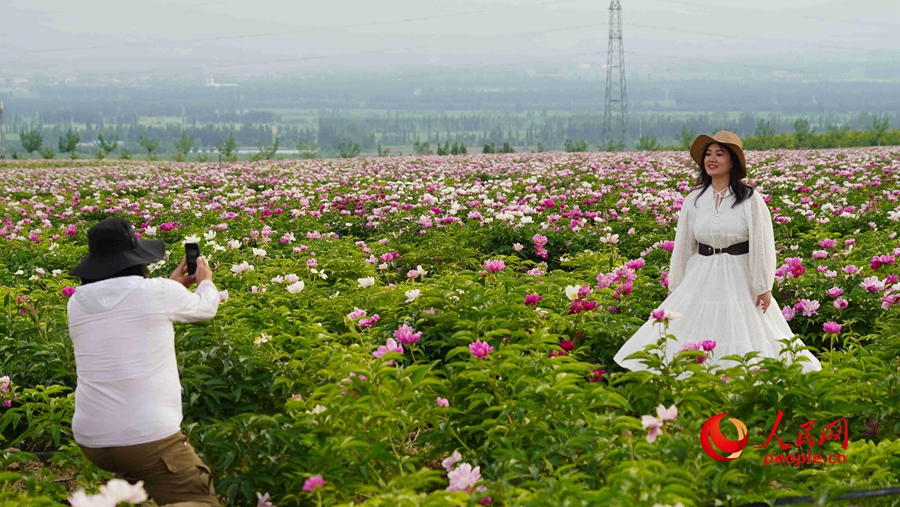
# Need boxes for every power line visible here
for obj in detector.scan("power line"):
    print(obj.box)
[7,0,584,56]
[626,22,899,55]
[653,0,900,29]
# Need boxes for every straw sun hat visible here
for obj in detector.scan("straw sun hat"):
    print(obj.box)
[689,131,747,179]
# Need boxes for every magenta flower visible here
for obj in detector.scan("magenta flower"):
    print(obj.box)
[625,258,645,270]
[347,308,367,320]
[358,315,380,328]
[826,287,844,298]
[701,340,717,352]
[524,294,542,306]
[843,265,860,275]
[61,286,76,297]
[795,299,820,317]
[870,255,895,270]
[559,339,576,352]
[860,276,885,293]
[651,309,665,320]
[469,340,494,359]
[394,324,422,344]
[436,397,450,408]
[532,234,548,247]
[596,273,614,289]
[811,250,828,260]
[588,366,606,382]
[660,240,675,252]
[483,259,505,272]
[373,338,403,358]
[834,298,849,310]
[303,476,324,492]
[782,306,795,321]
[823,321,842,334]
[819,238,837,248]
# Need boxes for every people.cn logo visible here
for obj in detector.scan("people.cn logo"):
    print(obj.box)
[700,413,749,461]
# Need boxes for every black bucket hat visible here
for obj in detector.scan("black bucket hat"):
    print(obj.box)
[69,218,165,279]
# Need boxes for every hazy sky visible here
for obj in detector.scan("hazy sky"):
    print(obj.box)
[1,0,898,78]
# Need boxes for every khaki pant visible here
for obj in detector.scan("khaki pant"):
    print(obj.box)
[79,431,220,507]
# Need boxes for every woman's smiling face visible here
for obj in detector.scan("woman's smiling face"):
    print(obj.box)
[704,142,733,178]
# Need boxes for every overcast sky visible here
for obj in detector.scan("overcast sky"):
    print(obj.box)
[1,0,898,78]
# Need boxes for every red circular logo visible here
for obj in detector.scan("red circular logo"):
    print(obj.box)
[700,413,749,461]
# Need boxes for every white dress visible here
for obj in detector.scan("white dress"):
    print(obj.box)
[613,187,822,373]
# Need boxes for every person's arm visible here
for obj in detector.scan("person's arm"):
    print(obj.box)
[748,190,777,298]
[667,192,698,294]
[166,278,220,322]
[166,256,219,322]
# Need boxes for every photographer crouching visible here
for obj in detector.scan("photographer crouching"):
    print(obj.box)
[67,218,221,507]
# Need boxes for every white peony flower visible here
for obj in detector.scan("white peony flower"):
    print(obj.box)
[358,277,375,288]
[203,230,217,240]
[565,285,580,300]
[228,239,242,249]
[252,248,267,258]
[286,281,306,294]
[182,235,201,245]
[144,226,157,236]
[405,289,421,302]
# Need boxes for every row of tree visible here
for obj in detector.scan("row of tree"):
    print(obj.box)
[7,117,899,161]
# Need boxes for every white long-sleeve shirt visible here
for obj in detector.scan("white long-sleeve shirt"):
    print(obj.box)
[667,187,777,297]
[67,276,220,447]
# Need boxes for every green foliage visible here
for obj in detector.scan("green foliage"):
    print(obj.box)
[139,134,160,161]
[38,146,55,160]
[19,130,43,156]
[216,132,238,162]
[57,130,79,159]
[679,124,697,150]
[413,139,433,156]
[250,135,279,162]
[564,138,588,152]
[119,148,133,160]
[377,144,391,157]
[794,118,813,148]
[297,138,318,159]
[339,142,361,159]
[174,131,196,162]
[636,135,660,151]
[482,143,495,154]
[3,151,900,506]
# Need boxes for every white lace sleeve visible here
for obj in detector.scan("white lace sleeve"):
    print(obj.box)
[748,190,777,297]
[667,192,698,292]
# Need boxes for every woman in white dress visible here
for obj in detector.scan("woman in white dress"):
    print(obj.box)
[614,131,822,373]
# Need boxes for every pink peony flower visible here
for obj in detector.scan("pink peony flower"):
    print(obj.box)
[303,476,324,492]
[436,397,450,408]
[782,306,795,321]
[62,286,76,297]
[826,287,843,298]
[660,240,675,252]
[823,321,842,334]
[373,338,403,358]
[524,294,542,306]
[347,308,367,320]
[625,258,645,270]
[256,492,275,507]
[483,259,505,272]
[442,451,462,471]
[795,299,820,317]
[701,340,716,352]
[860,276,885,292]
[819,238,837,248]
[394,324,422,344]
[588,366,606,382]
[447,463,483,493]
[834,298,849,310]
[469,340,494,359]
[843,265,860,275]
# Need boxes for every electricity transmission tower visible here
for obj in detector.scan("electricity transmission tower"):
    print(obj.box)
[603,0,628,150]
[0,101,5,157]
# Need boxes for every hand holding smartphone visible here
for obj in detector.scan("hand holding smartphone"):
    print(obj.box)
[185,243,200,276]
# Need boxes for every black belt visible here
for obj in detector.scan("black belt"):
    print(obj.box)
[699,241,749,256]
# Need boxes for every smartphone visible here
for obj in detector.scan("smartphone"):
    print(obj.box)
[185,243,200,276]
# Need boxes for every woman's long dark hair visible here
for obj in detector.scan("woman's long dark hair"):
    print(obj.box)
[80,264,149,285]
[692,143,753,208]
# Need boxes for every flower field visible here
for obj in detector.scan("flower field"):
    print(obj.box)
[2,149,900,507]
